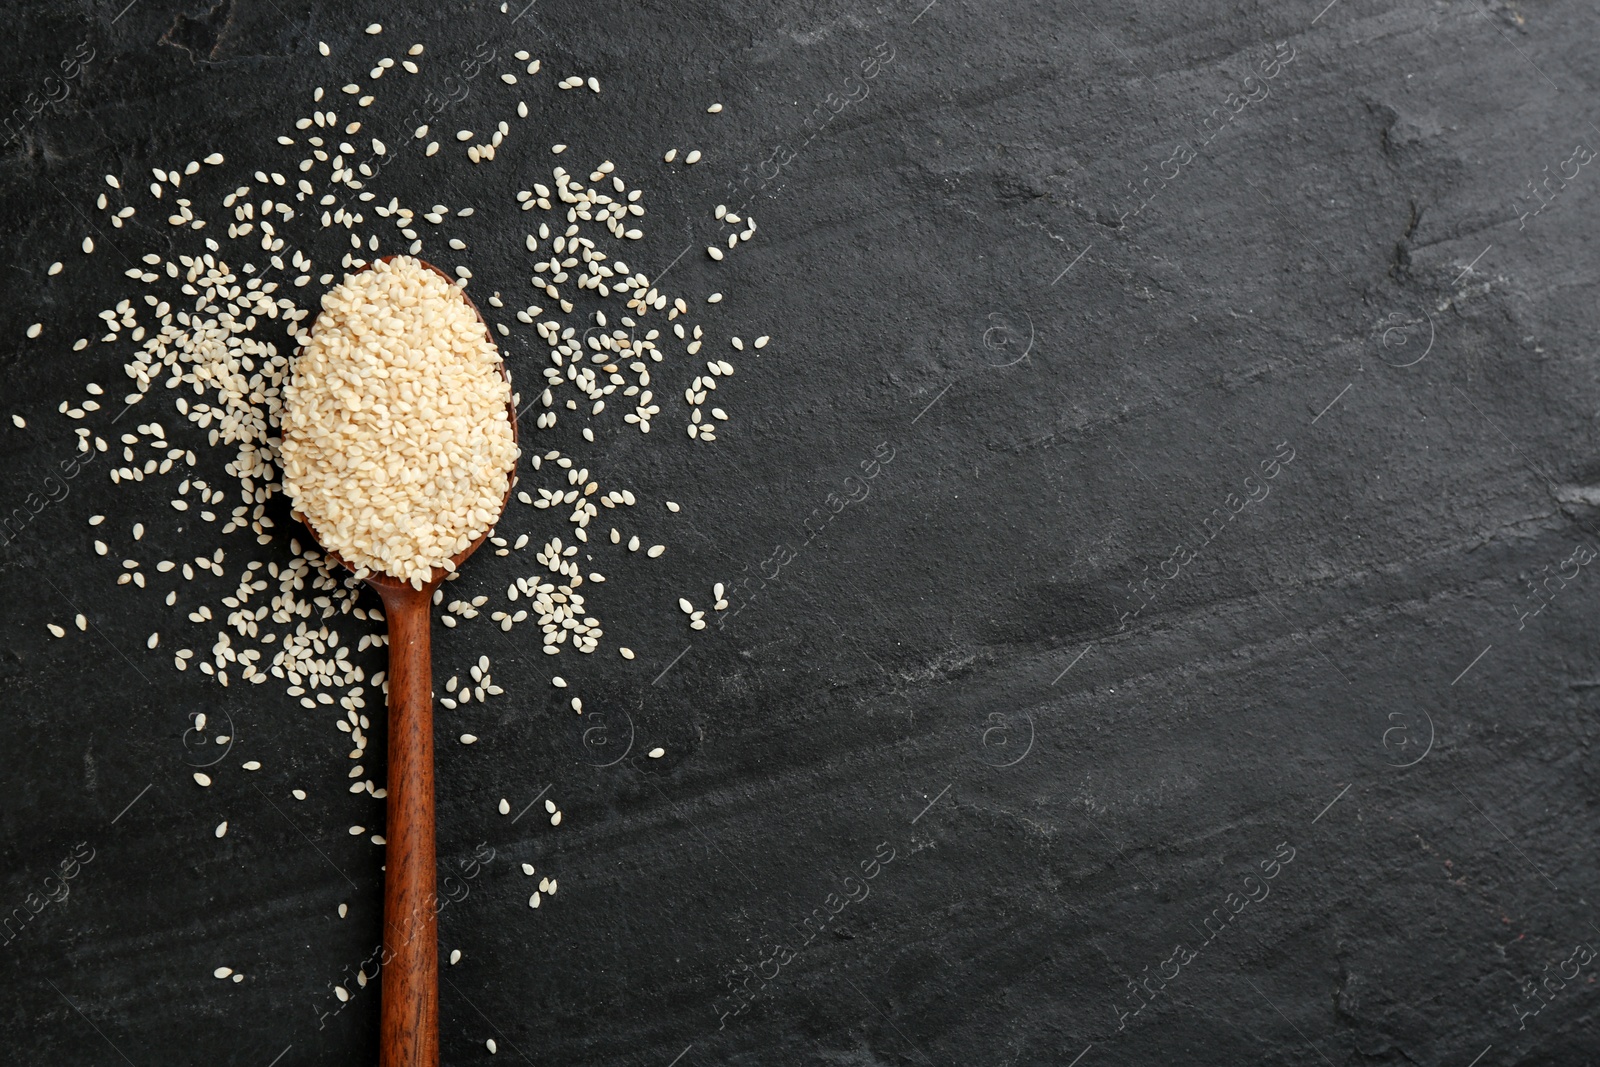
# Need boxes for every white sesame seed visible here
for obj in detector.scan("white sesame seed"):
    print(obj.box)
[450,949,462,964]
[551,811,562,826]
[685,150,702,164]
[666,501,680,512]
[664,149,677,163]
[292,789,307,801]
[620,647,635,659]
[47,261,62,275]
[318,41,329,55]
[649,747,665,758]
[338,903,348,918]
[147,632,159,649]
[587,77,600,92]
[365,23,382,34]
[243,761,261,770]
[214,967,232,979]
[215,821,228,838]
[82,237,94,254]
[194,773,212,787]
[498,798,510,815]
[552,144,567,153]
[755,335,770,348]
[648,545,665,557]
[487,1039,498,1054]
[707,246,723,261]
[47,623,65,638]
[460,734,478,744]
[708,103,723,113]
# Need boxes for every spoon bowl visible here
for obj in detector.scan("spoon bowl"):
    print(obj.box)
[286,256,518,1067]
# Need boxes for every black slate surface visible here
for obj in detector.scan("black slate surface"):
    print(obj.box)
[3,0,1600,1064]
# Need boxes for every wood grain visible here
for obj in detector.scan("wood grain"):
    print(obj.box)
[376,579,439,1067]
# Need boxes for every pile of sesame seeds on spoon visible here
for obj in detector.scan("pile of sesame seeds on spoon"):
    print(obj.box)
[10,15,772,1016]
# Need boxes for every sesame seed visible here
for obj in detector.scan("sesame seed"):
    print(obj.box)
[365,23,382,34]
[620,647,635,659]
[707,103,723,113]
[649,747,665,758]
[450,949,462,964]
[215,821,228,838]
[755,335,770,348]
[685,150,702,164]
[318,41,329,55]
[194,772,212,787]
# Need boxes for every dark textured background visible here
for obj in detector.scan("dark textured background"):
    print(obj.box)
[3,0,1599,1063]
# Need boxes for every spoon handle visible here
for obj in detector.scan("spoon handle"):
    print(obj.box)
[375,582,439,1067]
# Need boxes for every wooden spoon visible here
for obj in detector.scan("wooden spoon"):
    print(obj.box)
[288,256,518,1067]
